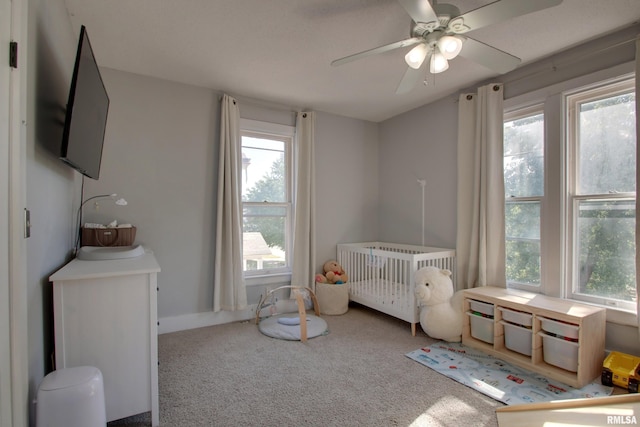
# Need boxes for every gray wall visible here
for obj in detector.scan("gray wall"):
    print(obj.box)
[26,0,81,421]
[82,70,380,319]
[315,112,379,264]
[82,69,220,318]
[378,97,458,248]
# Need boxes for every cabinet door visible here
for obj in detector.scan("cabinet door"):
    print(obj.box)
[54,274,152,422]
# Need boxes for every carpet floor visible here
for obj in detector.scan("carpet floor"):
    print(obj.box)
[109,304,502,426]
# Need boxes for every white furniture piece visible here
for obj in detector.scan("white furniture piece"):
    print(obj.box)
[337,242,456,335]
[49,249,161,426]
[462,286,606,389]
[36,366,106,427]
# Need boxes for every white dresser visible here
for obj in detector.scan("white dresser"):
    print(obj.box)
[49,250,161,426]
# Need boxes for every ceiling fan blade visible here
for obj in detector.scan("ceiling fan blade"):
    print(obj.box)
[458,37,520,74]
[396,63,425,94]
[397,0,438,24]
[450,0,563,34]
[331,37,422,66]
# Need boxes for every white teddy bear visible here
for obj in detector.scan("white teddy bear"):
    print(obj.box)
[415,266,464,342]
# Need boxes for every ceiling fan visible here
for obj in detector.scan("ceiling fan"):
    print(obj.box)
[331,0,563,94]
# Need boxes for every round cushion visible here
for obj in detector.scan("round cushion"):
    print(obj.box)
[259,313,328,341]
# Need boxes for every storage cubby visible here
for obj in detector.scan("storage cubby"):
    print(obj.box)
[462,286,606,389]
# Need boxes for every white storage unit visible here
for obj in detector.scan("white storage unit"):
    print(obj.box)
[462,286,606,389]
[49,250,161,426]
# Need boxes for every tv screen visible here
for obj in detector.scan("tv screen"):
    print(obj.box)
[60,25,109,180]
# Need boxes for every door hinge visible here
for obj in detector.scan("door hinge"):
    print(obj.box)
[24,208,31,238]
[9,42,18,68]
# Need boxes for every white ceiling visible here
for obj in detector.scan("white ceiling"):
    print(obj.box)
[63,0,640,122]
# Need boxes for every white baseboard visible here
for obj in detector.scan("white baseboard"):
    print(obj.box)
[158,305,258,334]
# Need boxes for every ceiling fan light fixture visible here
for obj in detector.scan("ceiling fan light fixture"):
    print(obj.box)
[430,49,449,74]
[437,35,463,60]
[405,43,429,69]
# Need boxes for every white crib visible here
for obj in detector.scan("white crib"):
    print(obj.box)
[337,242,456,336]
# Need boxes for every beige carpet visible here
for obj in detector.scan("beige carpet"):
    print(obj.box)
[109,304,502,426]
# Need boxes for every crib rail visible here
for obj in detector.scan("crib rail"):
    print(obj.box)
[338,242,456,285]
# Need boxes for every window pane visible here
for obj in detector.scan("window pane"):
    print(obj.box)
[242,136,286,202]
[576,199,636,302]
[578,92,636,194]
[504,113,544,197]
[243,205,287,271]
[505,201,541,286]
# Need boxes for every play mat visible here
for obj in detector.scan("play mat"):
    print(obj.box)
[406,342,612,405]
[255,285,328,342]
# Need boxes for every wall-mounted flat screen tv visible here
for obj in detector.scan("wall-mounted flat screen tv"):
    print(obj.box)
[60,25,109,180]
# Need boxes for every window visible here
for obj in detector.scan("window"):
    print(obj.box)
[504,75,636,315]
[566,79,636,310]
[504,106,544,288]
[240,119,294,277]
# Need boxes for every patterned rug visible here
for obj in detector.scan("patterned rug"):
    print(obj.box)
[406,342,612,405]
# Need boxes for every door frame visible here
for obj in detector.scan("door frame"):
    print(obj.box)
[1,0,28,425]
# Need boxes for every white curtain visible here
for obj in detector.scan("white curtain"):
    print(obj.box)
[456,83,506,289]
[635,36,640,334]
[213,94,247,312]
[291,111,316,289]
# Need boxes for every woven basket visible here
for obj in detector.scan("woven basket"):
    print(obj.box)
[81,227,136,247]
[315,281,349,315]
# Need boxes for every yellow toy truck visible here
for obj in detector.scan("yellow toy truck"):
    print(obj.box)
[601,351,640,393]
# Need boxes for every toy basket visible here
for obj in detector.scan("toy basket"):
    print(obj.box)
[315,282,349,315]
[81,226,136,247]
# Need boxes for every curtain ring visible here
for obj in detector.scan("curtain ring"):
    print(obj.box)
[493,85,500,92]
[233,100,236,105]
[302,113,307,118]
[466,94,473,100]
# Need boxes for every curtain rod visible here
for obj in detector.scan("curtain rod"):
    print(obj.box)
[451,30,637,103]
[219,92,302,115]
[500,34,637,88]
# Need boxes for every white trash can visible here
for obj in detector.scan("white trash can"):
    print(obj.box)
[36,366,106,427]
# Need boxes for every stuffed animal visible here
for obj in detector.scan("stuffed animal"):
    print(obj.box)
[315,273,328,284]
[415,266,463,342]
[323,260,348,284]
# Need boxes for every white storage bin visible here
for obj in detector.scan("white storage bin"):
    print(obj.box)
[499,320,532,356]
[468,299,494,317]
[497,307,532,327]
[466,311,494,344]
[539,316,579,340]
[538,331,579,372]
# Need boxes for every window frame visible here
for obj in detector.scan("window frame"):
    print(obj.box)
[503,104,546,291]
[240,119,295,283]
[503,64,637,326]
[564,78,636,312]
